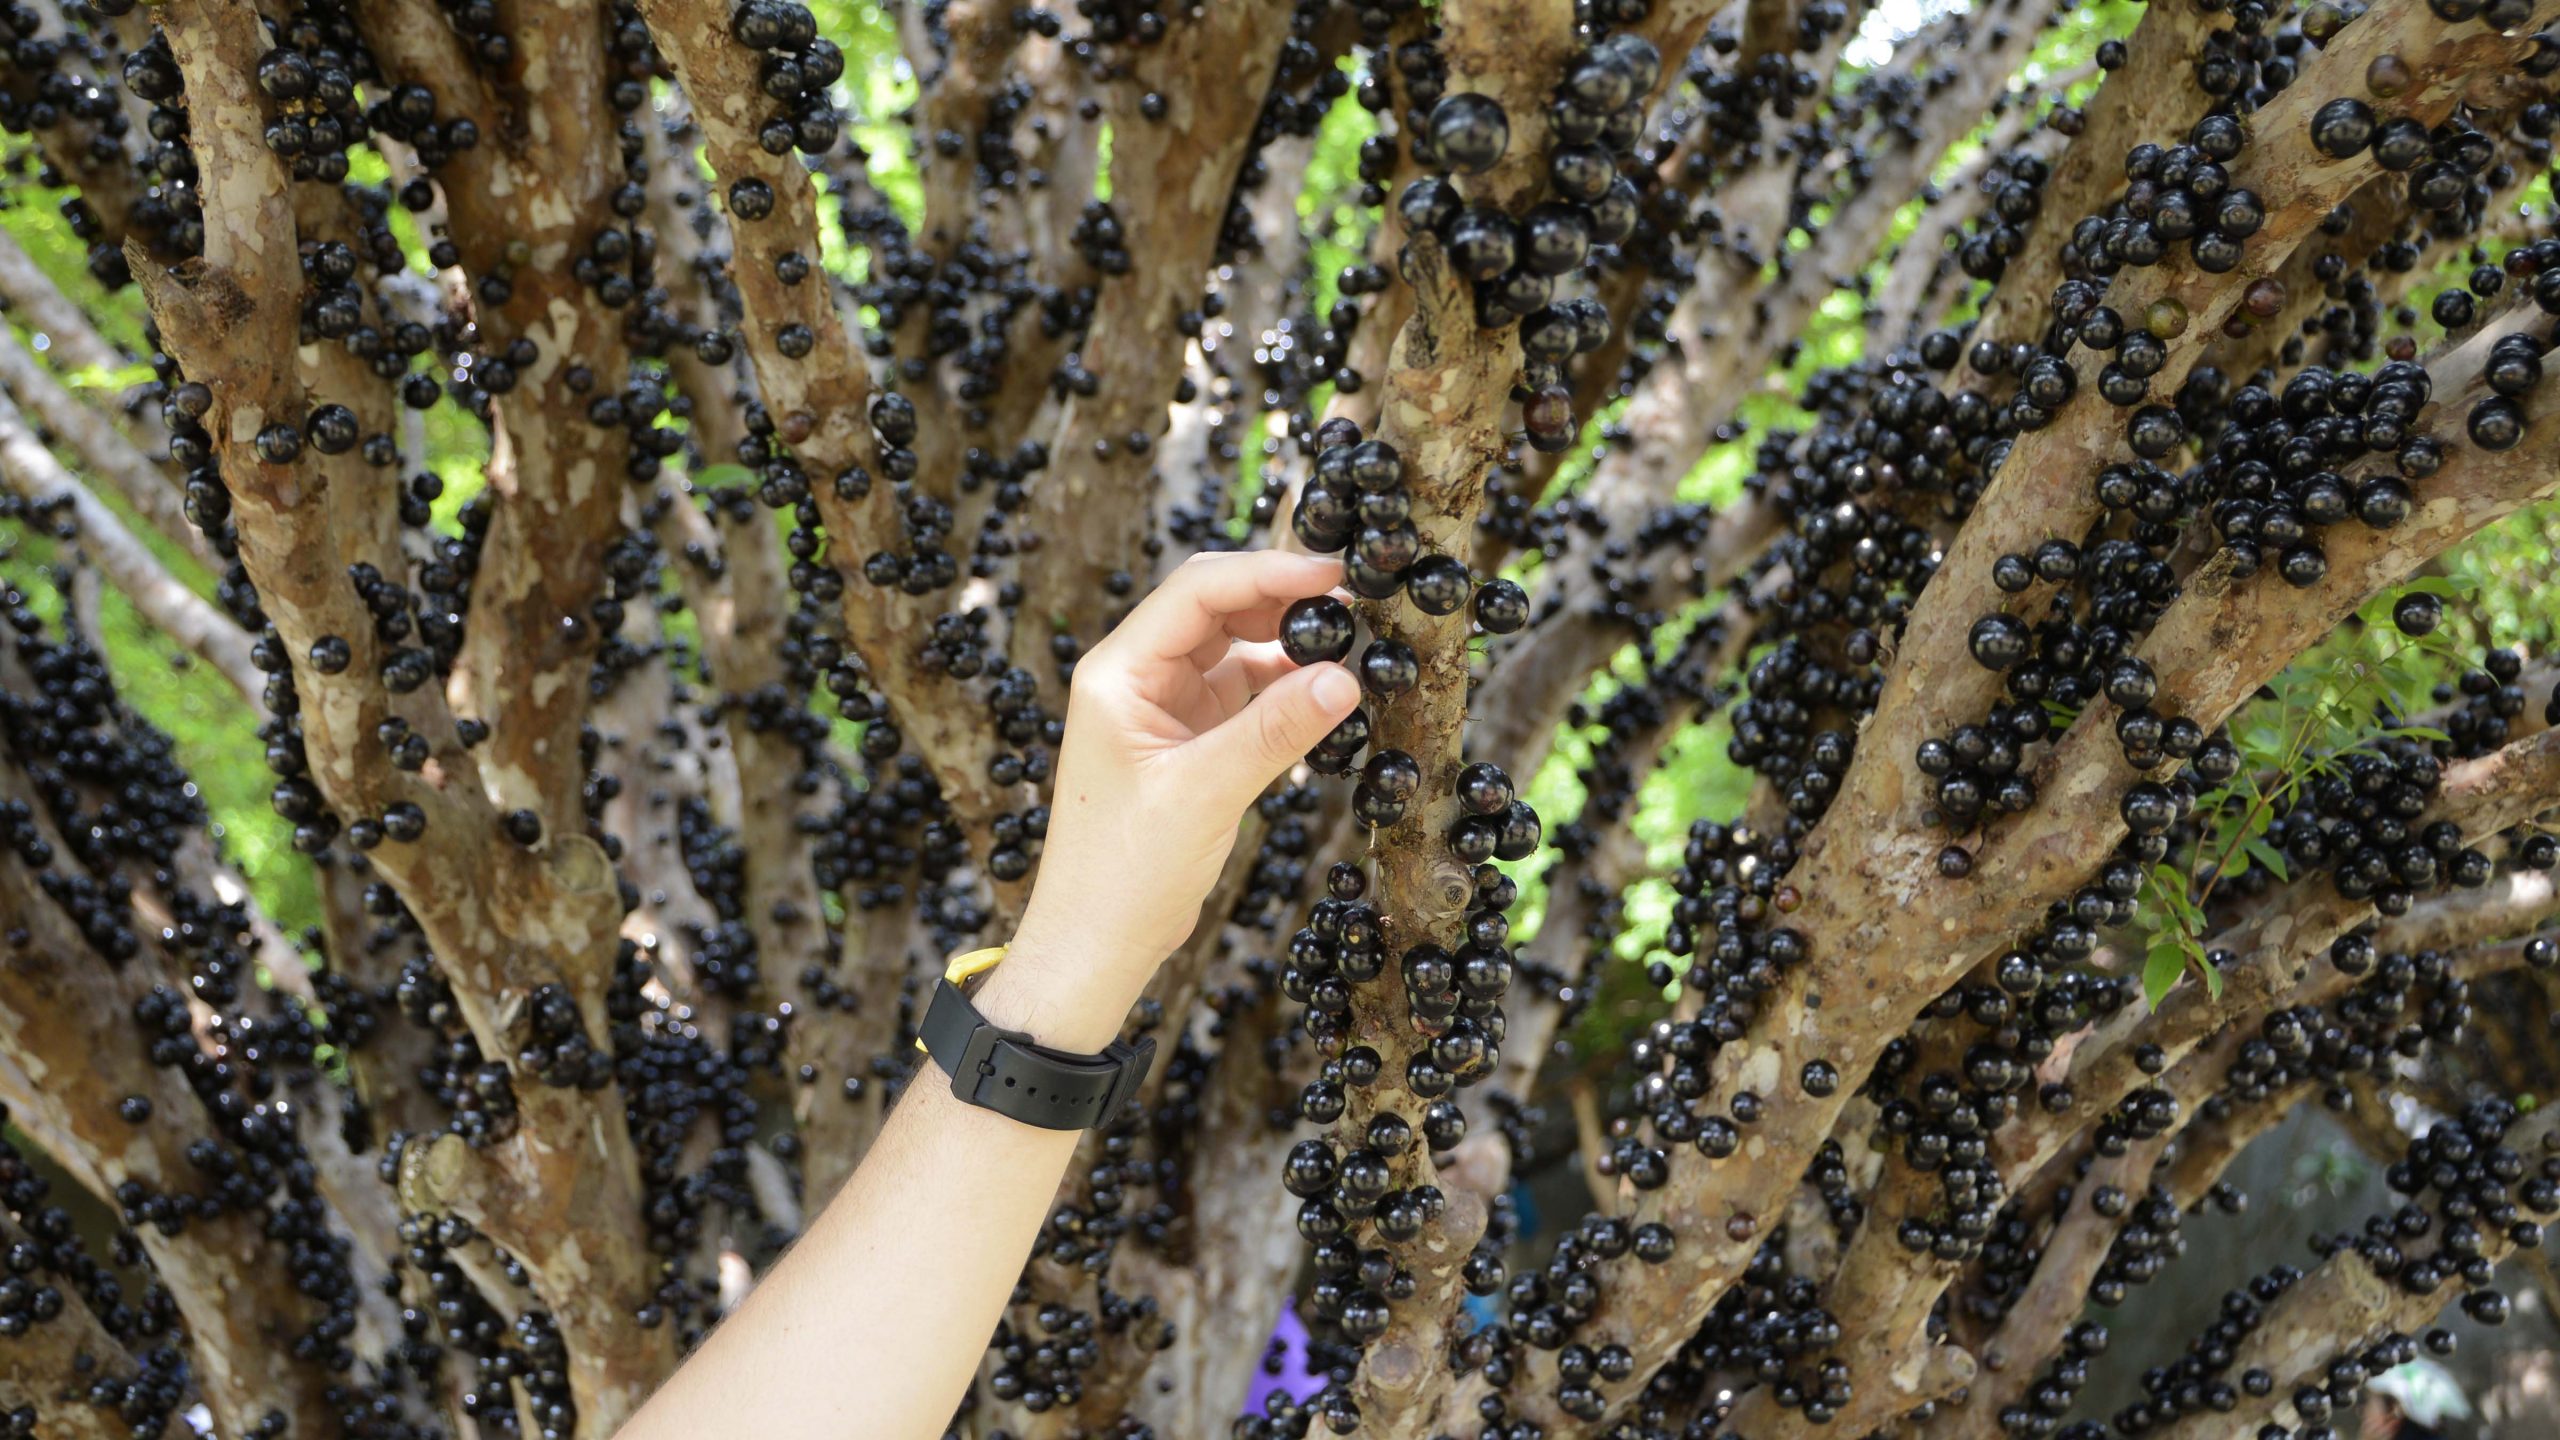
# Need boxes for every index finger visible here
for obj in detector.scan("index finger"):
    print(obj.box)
[1115,551,1346,664]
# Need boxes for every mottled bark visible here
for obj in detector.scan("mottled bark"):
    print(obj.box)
[1010,3,1293,659]
[127,3,677,1427]
[639,0,1026,858]
[359,0,638,826]
[1338,230,1515,1438]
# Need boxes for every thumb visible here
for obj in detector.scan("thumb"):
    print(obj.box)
[1190,661,1362,806]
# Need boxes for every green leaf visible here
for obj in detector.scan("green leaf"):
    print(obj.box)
[2401,574,2478,599]
[2242,838,2291,882]
[2241,724,2287,764]
[62,360,155,392]
[2143,945,2186,1010]
[2393,724,2451,744]
[694,463,753,491]
[2200,952,2224,1000]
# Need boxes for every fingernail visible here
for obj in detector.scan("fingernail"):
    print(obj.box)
[1312,665,1360,712]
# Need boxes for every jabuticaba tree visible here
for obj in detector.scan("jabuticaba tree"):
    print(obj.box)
[1,0,2560,1435]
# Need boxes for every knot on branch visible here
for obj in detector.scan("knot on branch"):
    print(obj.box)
[395,1131,479,1220]
[1412,853,1475,933]
[546,832,619,900]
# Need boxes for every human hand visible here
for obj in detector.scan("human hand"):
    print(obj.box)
[1000,551,1361,1037]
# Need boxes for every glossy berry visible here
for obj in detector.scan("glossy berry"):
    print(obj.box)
[1474,579,1529,634]
[1427,93,1509,175]
[1281,596,1356,666]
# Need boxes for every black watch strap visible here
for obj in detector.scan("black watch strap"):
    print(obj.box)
[918,978,1156,1130]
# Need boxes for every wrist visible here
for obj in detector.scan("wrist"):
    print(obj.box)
[970,927,1152,1053]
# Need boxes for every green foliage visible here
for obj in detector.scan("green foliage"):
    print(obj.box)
[2129,569,2528,1010]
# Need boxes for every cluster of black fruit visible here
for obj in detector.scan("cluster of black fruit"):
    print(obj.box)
[2059,113,2260,295]
[1833,54,2560,913]
[2253,737,2488,914]
[842,0,1342,598]
[249,13,374,187]
[1288,419,1529,646]
[1534,614,1734,1053]
[1389,28,1656,443]
[1462,1215,1833,1427]
[2186,356,2487,591]
[406,1016,521,1149]
[2427,647,2555,757]
[0,1125,198,1438]
[0,4,165,286]
[1952,148,2058,288]
[729,2,846,158]
[2210,937,2501,1125]
[380,1175,583,1440]
[1718,391,1936,832]
[2115,1098,2558,1438]
[1993,1321,2117,1440]
[1261,427,1558,1422]
[0,588,450,1435]
[603,944,779,1291]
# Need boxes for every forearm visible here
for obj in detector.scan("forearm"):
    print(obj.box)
[617,551,1348,1439]
[615,946,1141,1440]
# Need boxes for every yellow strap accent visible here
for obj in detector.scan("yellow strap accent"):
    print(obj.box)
[946,945,1009,984]
[914,946,1009,1052]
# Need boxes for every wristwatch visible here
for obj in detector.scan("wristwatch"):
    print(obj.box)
[916,946,1157,1131]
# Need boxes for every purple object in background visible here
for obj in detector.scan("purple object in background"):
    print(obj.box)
[1244,1298,1327,1417]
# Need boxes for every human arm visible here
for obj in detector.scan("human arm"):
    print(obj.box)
[612,550,1362,1440]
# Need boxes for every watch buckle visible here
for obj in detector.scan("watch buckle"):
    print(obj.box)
[949,1015,1029,1105]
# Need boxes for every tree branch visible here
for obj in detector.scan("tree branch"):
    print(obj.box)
[1340,228,1517,1436]
[1814,6,2527,891]
[1480,19,2556,1408]
[130,4,675,1425]
[0,1211,137,1440]
[0,788,339,1433]
[637,0,1024,848]
[0,323,208,573]
[1009,3,1294,660]
[358,0,638,825]
[2009,716,2560,1192]
[1972,1,2229,351]
[0,223,133,379]
[2148,1103,2560,1440]
[0,387,255,701]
